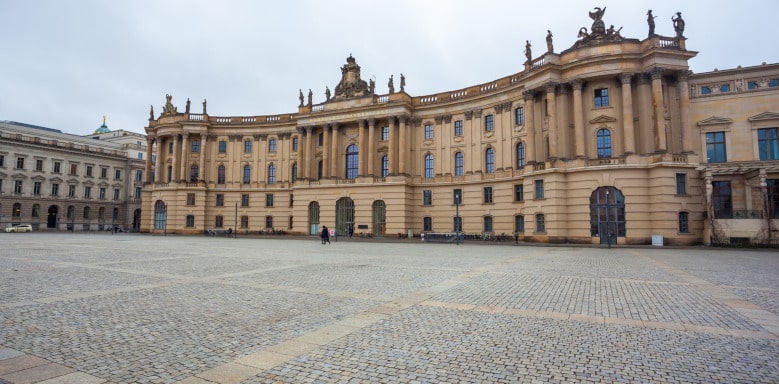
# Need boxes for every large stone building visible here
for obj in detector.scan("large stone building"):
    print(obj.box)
[141,8,779,246]
[0,119,146,231]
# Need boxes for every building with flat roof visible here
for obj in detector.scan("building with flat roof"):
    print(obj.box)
[140,8,779,246]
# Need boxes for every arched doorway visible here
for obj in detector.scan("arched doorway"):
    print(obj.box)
[154,200,167,230]
[335,197,355,236]
[372,200,386,237]
[133,209,141,231]
[590,186,626,245]
[308,201,320,235]
[47,205,59,229]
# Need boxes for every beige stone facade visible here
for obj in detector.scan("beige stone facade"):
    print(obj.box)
[141,10,779,246]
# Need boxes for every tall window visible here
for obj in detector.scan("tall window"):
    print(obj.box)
[678,212,689,233]
[268,138,277,153]
[516,142,525,169]
[243,164,251,184]
[136,170,143,181]
[534,179,544,199]
[51,183,60,196]
[758,128,779,160]
[291,163,298,182]
[424,154,434,178]
[317,160,323,179]
[266,193,274,207]
[454,152,464,176]
[241,216,249,229]
[768,179,779,219]
[712,181,732,218]
[515,215,525,233]
[244,140,252,153]
[454,120,463,136]
[83,207,90,219]
[217,165,226,184]
[218,140,227,153]
[84,186,92,199]
[186,215,195,227]
[53,161,61,173]
[33,181,41,195]
[594,88,609,107]
[424,124,433,140]
[292,137,299,151]
[483,186,493,203]
[485,147,495,174]
[215,215,224,228]
[514,184,524,201]
[241,194,250,207]
[485,114,494,131]
[484,216,493,232]
[190,164,199,181]
[515,107,524,125]
[113,188,120,200]
[186,193,195,206]
[381,126,389,141]
[676,173,687,195]
[596,129,612,158]
[535,214,546,233]
[453,216,462,232]
[318,133,324,146]
[68,185,76,197]
[423,217,433,232]
[268,164,276,184]
[706,132,727,163]
[265,216,273,228]
[99,187,106,200]
[115,169,121,180]
[168,141,174,154]
[346,144,359,179]
[32,204,40,218]
[216,194,224,206]
[423,190,432,206]
[453,189,462,205]
[13,180,23,194]
[191,140,200,153]
[381,155,389,177]
[16,157,25,169]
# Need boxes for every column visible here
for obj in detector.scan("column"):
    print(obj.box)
[522,92,536,164]
[398,115,408,175]
[359,120,367,176]
[330,123,339,178]
[493,105,504,171]
[620,73,636,154]
[154,136,163,183]
[464,111,473,174]
[571,80,585,158]
[280,133,289,182]
[501,102,512,170]
[545,82,559,160]
[367,119,376,176]
[471,109,481,172]
[322,126,330,178]
[199,134,208,182]
[303,127,313,180]
[180,133,189,181]
[171,134,179,182]
[434,115,443,176]
[388,117,397,175]
[677,70,692,153]
[650,67,666,152]
[145,136,154,183]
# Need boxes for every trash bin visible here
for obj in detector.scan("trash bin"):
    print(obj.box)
[652,235,663,246]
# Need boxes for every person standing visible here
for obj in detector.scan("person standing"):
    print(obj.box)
[321,226,330,244]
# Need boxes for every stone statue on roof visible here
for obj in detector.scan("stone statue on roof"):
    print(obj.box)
[333,54,371,100]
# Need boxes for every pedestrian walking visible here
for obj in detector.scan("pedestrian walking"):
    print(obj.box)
[321,226,330,244]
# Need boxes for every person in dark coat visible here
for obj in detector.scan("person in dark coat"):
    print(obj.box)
[321,226,330,244]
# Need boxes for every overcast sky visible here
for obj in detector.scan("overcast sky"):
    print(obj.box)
[1,0,776,136]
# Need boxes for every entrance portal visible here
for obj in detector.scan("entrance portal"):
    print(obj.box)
[589,186,626,245]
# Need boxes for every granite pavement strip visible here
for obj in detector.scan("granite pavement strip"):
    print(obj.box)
[0,233,776,383]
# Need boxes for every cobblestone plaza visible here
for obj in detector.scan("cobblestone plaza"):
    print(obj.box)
[0,233,777,383]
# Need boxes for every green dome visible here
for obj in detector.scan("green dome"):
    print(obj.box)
[94,116,110,134]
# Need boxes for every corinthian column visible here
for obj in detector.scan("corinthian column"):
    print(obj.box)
[398,115,408,175]
[649,67,666,152]
[330,123,339,178]
[619,73,635,154]
[523,91,536,164]
[145,136,154,183]
[677,70,692,153]
[545,83,559,160]
[570,79,585,158]
[180,133,189,181]
[367,119,376,176]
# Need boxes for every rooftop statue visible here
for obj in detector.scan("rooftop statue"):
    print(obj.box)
[647,9,656,37]
[161,94,178,116]
[573,6,631,49]
[333,54,370,100]
[672,12,685,38]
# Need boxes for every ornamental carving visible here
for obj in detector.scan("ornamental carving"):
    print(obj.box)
[572,7,636,49]
[161,94,178,117]
[333,55,371,100]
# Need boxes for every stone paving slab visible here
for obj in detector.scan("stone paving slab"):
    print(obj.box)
[0,233,777,384]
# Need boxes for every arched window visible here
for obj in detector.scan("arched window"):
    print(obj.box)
[243,164,251,184]
[485,147,495,174]
[217,165,225,184]
[516,142,525,169]
[424,154,434,178]
[291,163,298,182]
[190,164,199,181]
[346,144,358,179]
[381,155,389,177]
[596,129,612,158]
[454,152,464,176]
[268,164,276,184]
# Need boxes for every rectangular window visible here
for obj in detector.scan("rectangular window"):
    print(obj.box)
[138,152,143,160]
[134,187,142,199]
[16,157,25,169]
[535,214,546,233]
[484,216,493,232]
[241,216,249,229]
[216,193,224,206]
[705,132,727,163]
[269,139,277,152]
[712,181,732,218]
[758,127,779,160]
[35,159,43,171]
[33,181,42,195]
[53,161,61,173]
[318,133,324,146]
[676,173,687,195]
[186,193,195,205]
[101,167,108,178]
[454,120,463,136]
[68,185,76,197]
[0,154,4,167]
[423,190,432,206]
[381,126,389,141]
[678,212,689,233]
[218,140,227,153]
[515,107,524,125]
[14,180,23,194]
[594,88,609,107]
[266,193,274,207]
[191,140,201,153]
[483,186,493,203]
[292,137,299,151]
[424,124,433,140]
[484,114,494,131]
[241,194,250,207]
[244,140,252,153]
[168,141,174,154]
[515,215,525,233]
[113,188,120,200]
[136,170,143,181]
[453,188,463,205]
[51,183,59,196]
[265,216,273,228]
[84,186,92,199]
[99,187,106,200]
[70,163,78,174]
[514,184,524,202]
[534,179,544,199]
[453,216,462,232]
[115,169,121,180]
[186,215,195,228]
[423,217,433,232]
[216,215,224,228]
[86,165,93,177]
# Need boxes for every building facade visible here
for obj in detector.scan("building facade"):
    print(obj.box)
[0,120,146,231]
[141,9,779,246]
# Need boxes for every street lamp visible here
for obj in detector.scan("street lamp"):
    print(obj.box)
[234,201,238,239]
[454,190,461,245]
[605,189,611,249]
